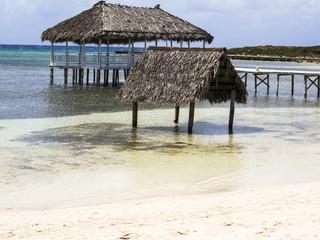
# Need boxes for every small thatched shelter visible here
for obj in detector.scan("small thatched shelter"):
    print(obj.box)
[118,47,247,134]
[41,1,213,45]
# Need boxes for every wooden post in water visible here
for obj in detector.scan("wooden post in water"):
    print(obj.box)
[72,69,75,84]
[266,74,270,95]
[132,102,138,128]
[104,69,109,85]
[96,69,101,86]
[79,68,84,85]
[64,69,68,84]
[50,68,54,84]
[86,69,89,85]
[75,69,78,84]
[291,74,294,96]
[50,41,54,84]
[318,76,320,98]
[254,75,257,94]
[229,90,236,134]
[174,105,180,123]
[188,101,195,134]
[276,74,280,96]
[304,75,308,98]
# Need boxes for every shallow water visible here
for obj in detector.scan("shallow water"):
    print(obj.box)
[0,45,320,209]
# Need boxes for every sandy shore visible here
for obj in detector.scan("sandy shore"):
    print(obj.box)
[1,181,319,240]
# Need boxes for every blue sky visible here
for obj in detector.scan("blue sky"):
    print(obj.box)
[0,0,319,48]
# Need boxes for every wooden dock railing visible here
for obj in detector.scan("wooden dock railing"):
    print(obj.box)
[236,68,320,98]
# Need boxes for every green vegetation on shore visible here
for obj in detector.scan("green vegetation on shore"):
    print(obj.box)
[227,45,320,63]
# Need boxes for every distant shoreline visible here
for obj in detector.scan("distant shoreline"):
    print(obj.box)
[228,45,320,64]
[228,54,320,64]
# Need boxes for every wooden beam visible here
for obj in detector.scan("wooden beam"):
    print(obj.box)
[132,102,138,128]
[174,105,180,123]
[188,101,195,134]
[228,90,236,134]
[148,46,226,52]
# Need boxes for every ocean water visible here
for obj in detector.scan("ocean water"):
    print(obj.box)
[0,44,319,209]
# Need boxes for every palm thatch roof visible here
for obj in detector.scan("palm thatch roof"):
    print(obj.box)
[41,1,213,45]
[118,47,247,106]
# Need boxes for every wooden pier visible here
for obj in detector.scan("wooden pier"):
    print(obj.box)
[236,68,320,98]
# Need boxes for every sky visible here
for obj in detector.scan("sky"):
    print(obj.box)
[0,0,320,48]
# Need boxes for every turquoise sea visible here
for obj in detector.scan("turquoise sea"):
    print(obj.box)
[0,44,319,209]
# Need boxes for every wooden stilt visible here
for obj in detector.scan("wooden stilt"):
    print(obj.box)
[75,69,78,84]
[132,101,138,128]
[276,74,280,96]
[72,69,75,84]
[104,69,107,85]
[116,69,119,86]
[174,105,180,123]
[254,75,257,94]
[291,74,294,96]
[50,68,54,84]
[188,101,195,134]
[304,75,307,98]
[79,68,84,85]
[318,76,320,98]
[267,74,270,95]
[93,69,96,83]
[96,69,101,86]
[229,90,236,134]
[86,69,89,85]
[64,68,68,84]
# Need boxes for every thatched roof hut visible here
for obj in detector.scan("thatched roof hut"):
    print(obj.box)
[41,1,213,45]
[118,47,247,105]
[118,47,247,134]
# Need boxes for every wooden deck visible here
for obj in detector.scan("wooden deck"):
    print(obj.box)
[236,68,320,98]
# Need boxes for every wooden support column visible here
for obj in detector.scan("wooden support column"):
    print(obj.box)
[291,74,295,96]
[254,75,257,94]
[93,69,96,83]
[188,101,195,134]
[64,68,68,84]
[276,74,280,96]
[72,69,75,84]
[318,76,320,98]
[104,69,109,85]
[79,68,84,85]
[304,75,308,98]
[86,69,89,85]
[75,69,78,84]
[132,102,138,128]
[50,67,54,84]
[174,105,180,123]
[228,90,236,134]
[50,41,54,84]
[96,69,101,86]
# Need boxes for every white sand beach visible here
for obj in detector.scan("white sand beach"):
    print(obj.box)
[1,180,319,240]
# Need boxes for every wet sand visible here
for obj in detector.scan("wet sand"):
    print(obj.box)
[1,180,319,239]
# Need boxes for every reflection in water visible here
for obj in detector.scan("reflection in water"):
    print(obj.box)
[0,121,244,208]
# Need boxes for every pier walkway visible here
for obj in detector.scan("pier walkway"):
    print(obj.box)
[236,67,320,98]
